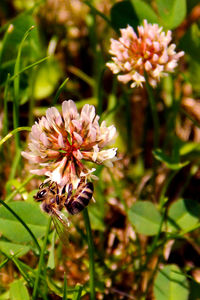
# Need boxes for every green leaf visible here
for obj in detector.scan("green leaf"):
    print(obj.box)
[153,149,189,170]
[0,13,41,84]
[10,279,30,300]
[47,231,56,270]
[154,264,189,300]
[188,59,200,95]
[0,241,30,257]
[131,0,159,24]
[72,284,83,300]
[156,0,186,29]
[168,198,200,232]
[110,1,139,32]
[179,142,200,155]
[128,201,162,236]
[0,291,10,300]
[179,24,200,62]
[33,59,62,99]
[0,201,48,243]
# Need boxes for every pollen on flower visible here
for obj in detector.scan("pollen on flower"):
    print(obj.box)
[22,100,117,188]
[106,19,184,88]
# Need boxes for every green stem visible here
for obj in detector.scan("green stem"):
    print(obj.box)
[62,273,68,300]
[9,147,21,180]
[83,209,95,300]
[145,77,159,150]
[0,199,41,253]
[145,75,160,188]
[0,127,31,147]
[3,74,10,136]
[13,26,34,148]
[53,77,69,106]
[5,175,35,202]
[32,218,51,300]
[141,170,177,271]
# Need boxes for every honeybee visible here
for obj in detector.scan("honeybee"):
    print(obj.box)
[34,178,94,244]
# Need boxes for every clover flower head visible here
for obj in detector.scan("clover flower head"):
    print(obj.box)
[106,20,184,88]
[22,100,117,188]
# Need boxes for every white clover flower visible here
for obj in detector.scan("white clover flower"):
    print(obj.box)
[106,20,184,88]
[22,100,117,188]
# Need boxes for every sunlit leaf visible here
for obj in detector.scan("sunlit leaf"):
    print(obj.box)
[10,279,30,300]
[33,59,62,100]
[168,198,200,232]
[179,142,200,155]
[153,149,189,170]
[131,0,159,24]
[154,264,189,300]
[128,201,162,236]
[156,0,186,29]
[0,201,48,243]
[0,241,30,257]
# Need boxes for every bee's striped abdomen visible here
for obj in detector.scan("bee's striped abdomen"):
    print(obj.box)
[66,182,94,215]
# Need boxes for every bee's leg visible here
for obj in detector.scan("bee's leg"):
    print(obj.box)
[56,194,60,205]
[49,181,59,194]
[67,183,73,200]
[61,185,66,194]
[77,177,85,188]
[64,183,73,207]
[39,182,45,189]
[40,179,51,189]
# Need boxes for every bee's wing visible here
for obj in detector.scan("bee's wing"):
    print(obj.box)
[51,208,70,246]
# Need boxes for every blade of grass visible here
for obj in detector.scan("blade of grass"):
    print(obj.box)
[145,74,159,151]
[84,1,111,26]
[13,25,35,148]
[32,218,51,300]
[12,256,34,286]
[53,77,69,105]
[0,24,14,70]
[82,209,95,300]
[0,258,9,269]
[9,148,21,180]
[145,74,160,188]
[68,66,94,87]
[5,175,35,202]
[10,56,49,82]
[0,250,23,269]
[0,127,31,147]
[3,74,10,137]
[72,284,83,300]
[0,199,41,253]
[62,273,68,300]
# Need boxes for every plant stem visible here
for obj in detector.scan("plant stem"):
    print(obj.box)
[145,75,160,187]
[32,218,51,300]
[83,209,95,300]
[0,126,31,148]
[145,77,159,151]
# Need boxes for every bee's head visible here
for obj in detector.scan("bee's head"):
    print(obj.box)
[34,188,48,202]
